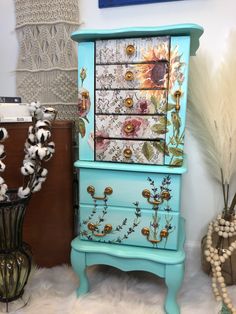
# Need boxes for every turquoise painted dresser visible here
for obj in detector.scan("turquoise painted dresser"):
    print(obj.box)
[71,24,203,314]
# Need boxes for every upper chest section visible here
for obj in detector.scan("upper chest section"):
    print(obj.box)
[73,25,203,166]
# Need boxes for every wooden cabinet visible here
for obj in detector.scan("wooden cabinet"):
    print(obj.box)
[2,121,74,267]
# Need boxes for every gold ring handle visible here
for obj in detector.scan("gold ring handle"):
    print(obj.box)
[174,90,182,112]
[81,91,89,110]
[87,185,113,200]
[141,227,169,244]
[125,71,134,81]
[87,223,112,237]
[126,44,135,56]
[124,97,134,108]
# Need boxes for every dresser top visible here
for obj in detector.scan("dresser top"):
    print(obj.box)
[71,23,203,56]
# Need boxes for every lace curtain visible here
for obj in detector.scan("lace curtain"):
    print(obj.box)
[15,0,80,121]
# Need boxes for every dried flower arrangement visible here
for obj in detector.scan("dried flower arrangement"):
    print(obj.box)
[188,32,236,314]
[0,102,57,201]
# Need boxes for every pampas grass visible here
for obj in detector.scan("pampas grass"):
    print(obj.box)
[187,31,236,216]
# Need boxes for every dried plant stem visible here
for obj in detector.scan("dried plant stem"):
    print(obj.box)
[221,169,227,210]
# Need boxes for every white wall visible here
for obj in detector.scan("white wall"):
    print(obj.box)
[1,0,236,247]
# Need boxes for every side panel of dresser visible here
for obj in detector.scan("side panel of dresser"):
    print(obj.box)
[77,42,95,161]
[164,36,190,166]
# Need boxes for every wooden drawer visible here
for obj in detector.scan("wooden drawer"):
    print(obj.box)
[79,168,181,212]
[95,139,164,164]
[95,90,168,115]
[79,204,179,250]
[95,36,170,64]
[96,63,168,90]
[95,115,166,140]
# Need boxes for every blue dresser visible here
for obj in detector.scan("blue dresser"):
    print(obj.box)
[71,24,203,314]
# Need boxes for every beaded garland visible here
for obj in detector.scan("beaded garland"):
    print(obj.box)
[204,215,236,314]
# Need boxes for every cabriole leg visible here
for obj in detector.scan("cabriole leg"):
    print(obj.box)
[164,263,184,314]
[71,249,89,296]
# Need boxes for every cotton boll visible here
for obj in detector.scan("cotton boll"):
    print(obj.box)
[18,186,31,198]
[27,145,37,159]
[0,144,6,160]
[32,182,42,192]
[0,183,8,195]
[0,177,5,185]
[35,108,44,120]
[43,108,57,121]
[36,120,51,130]
[36,129,51,143]
[47,141,55,154]
[27,133,37,145]
[0,161,6,172]
[0,128,8,142]
[21,161,35,175]
[38,168,48,177]
[35,145,47,160]
[38,176,46,183]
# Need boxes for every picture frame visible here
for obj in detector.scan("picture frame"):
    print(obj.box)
[99,0,181,8]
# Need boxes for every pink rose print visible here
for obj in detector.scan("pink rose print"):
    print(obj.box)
[95,131,109,153]
[137,100,150,114]
[122,118,147,138]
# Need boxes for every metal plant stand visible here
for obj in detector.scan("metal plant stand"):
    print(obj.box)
[0,190,32,312]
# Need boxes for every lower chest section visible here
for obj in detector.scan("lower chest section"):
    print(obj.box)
[77,168,182,250]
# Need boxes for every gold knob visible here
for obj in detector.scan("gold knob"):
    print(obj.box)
[126,44,135,56]
[174,90,182,112]
[161,191,171,201]
[104,224,112,233]
[141,227,150,236]
[125,71,134,81]
[123,148,132,159]
[104,187,113,195]
[124,123,135,134]
[124,97,134,108]
[88,222,96,231]
[160,229,169,238]
[87,185,95,195]
[142,189,151,199]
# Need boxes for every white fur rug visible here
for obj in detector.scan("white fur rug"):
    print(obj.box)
[0,246,235,314]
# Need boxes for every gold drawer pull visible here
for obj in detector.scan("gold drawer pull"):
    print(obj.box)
[87,185,113,200]
[142,189,162,205]
[142,189,171,205]
[87,223,113,237]
[81,91,89,110]
[141,227,169,244]
[125,71,134,81]
[123,148,132,159]
[174,90,182,112]
[124,97,134,108]
[126,44,135,56]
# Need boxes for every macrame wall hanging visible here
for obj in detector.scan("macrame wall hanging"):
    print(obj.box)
[15,0,80,122]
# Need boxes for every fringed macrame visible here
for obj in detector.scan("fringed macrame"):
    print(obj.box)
[14,0,80,122]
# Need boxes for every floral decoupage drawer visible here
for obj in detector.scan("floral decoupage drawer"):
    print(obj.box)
[77,34,191,166]
[78,167,182,250]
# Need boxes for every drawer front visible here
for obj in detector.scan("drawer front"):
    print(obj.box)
[95,139,164,165]
[96,36,170,64]
[96,63,168,90]
[95,90,168,115]
[79,204,179,250]
[95,115,166,140]
[79,168,181,212]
